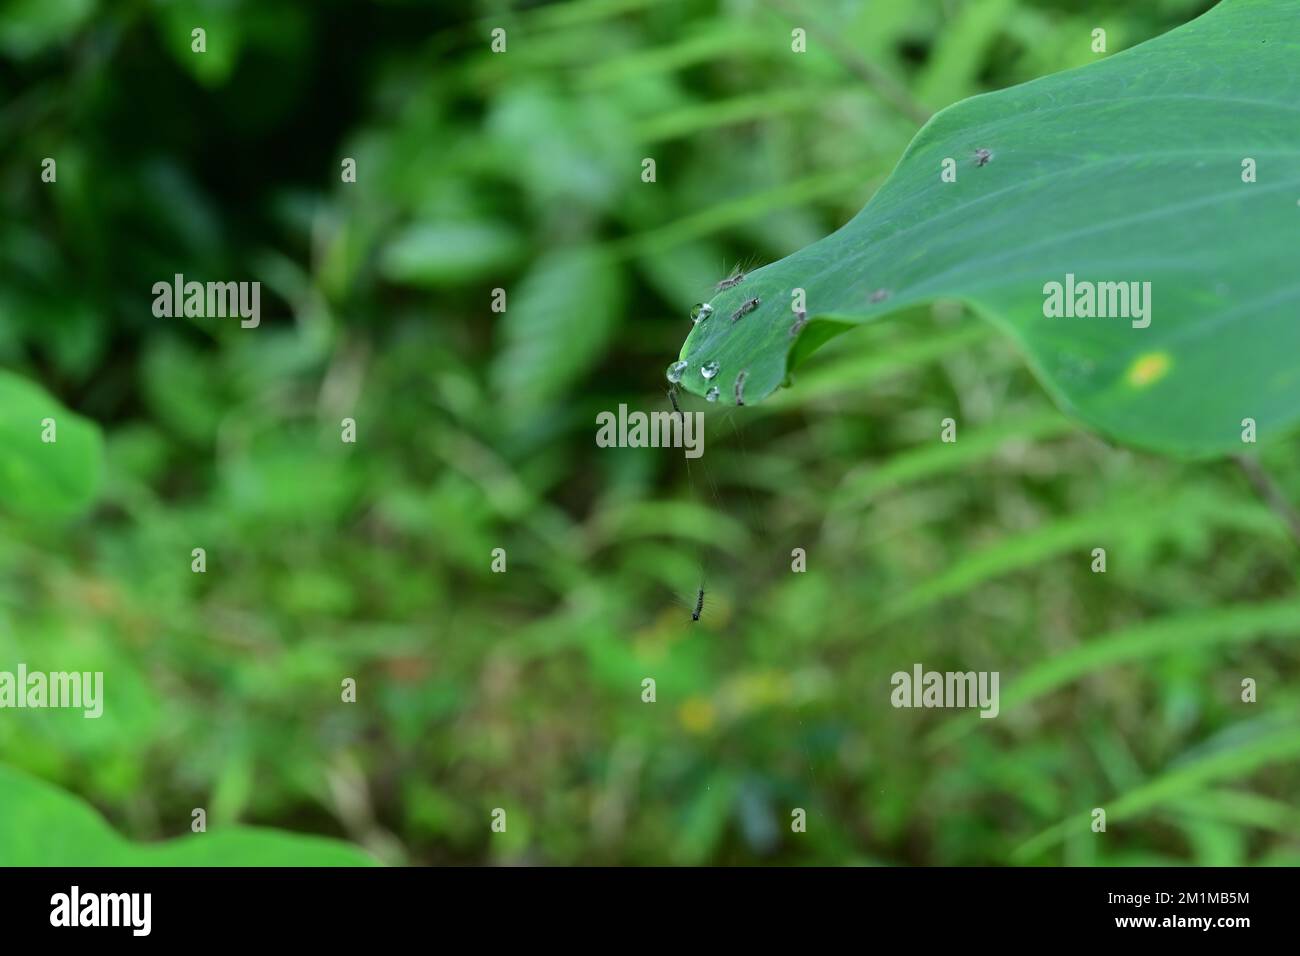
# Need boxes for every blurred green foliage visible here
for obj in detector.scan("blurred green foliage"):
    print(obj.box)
[3,0,1297,866]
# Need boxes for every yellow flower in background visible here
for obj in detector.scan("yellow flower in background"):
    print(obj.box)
[678,696,716,735]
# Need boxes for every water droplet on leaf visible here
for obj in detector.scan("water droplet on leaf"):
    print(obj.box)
[690,303,713,324]
[701,361,720,380]
[705,387,720,402]
[666,360,687,384]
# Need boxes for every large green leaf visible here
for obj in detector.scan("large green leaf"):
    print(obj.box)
[0,765,377,866]
[0,371,103,518]
[675,0,1297,456]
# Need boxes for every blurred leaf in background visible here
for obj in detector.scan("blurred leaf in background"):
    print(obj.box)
[0,765,375,865]
[0,372,103,518]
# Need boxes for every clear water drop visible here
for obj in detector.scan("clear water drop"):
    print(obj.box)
[701,361,720,380]
[690,303,713,324]
[705,387,720,402]
[666,360,687,384]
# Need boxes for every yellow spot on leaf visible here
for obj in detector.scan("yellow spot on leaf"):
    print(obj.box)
[1126,352,1171,388]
